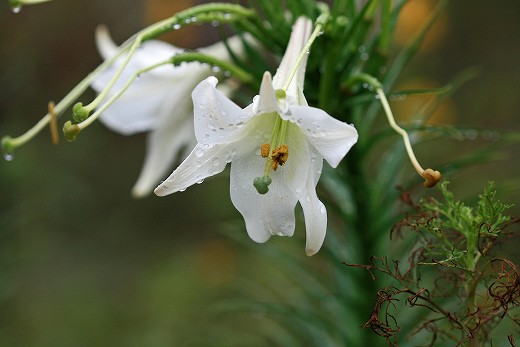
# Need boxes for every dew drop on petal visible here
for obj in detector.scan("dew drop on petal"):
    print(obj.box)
[319,203,326,214]
[195,147,205,158]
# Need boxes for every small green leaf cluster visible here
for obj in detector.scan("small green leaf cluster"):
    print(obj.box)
[418,181,513,270]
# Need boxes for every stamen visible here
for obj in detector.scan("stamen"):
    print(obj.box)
[271,144,288,171]
[260,143,270,158]
[376,88,441,188]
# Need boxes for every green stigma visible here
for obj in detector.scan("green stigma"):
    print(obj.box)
[253,175,272,194]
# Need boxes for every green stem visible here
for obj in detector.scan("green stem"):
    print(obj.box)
[170,52,253,83]
[1,40,132,154]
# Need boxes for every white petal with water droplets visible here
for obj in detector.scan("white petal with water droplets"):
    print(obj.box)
[192,77,253,145]
[286,105,358,168]
[154,142,232,196]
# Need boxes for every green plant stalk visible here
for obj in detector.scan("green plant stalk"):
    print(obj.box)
[170,52,253,83]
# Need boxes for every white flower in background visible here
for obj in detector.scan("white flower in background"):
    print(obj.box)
[92,26,241,197]
[155,17,358,255]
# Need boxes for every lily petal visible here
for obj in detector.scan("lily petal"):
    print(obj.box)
[154,142,232,196]
[286,105,358,168]
[95,25,118,59]
[230,115,301,242]
[132,117,195,198]
[298,147,327,256]
[272,17,312,93]
[253,72,279,115]
[92,27,187,135]
[192,77,253,145]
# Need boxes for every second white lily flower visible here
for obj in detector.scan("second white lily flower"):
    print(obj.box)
[92,26,242,197]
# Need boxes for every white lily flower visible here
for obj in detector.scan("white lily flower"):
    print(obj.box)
[155,17,358,255]
[92,26,241,198]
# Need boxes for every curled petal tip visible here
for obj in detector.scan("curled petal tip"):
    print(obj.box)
[131,187,147,199]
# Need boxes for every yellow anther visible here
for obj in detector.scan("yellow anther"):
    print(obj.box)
[421,168,441,188]
[271,144,288,171]
[260,143,270,158]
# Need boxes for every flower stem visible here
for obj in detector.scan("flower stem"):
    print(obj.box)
[76,60,172,132]
[1,43,131,154]
[170,52,253,83]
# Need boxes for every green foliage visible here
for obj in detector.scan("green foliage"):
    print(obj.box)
[419,181,513,270]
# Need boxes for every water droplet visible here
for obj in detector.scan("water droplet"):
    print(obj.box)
[3,153,14,161]
[223,13,231,20]
[223,70,231,77]
[179,187,187,192]
[211,65,221,73]
[11,5,22,13]
[211,20,220,27]
[196,178,204,184]
[173,23,181,30]
[195,147,205,157]
[320,204,326,214]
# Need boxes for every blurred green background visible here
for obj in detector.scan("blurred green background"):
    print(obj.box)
[0,0,519,345]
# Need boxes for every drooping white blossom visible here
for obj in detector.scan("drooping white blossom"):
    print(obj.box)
[92,26,242,197]
[155,17,358,255]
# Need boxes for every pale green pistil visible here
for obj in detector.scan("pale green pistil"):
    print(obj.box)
[253,112,290,195]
